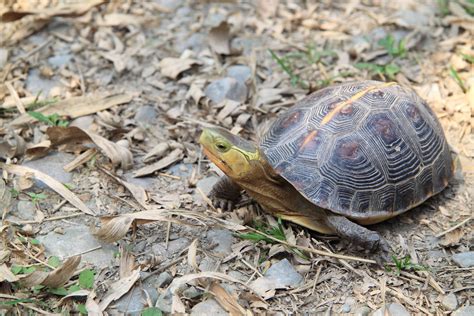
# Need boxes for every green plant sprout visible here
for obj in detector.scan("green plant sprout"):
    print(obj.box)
[386,255,429,275]
[378,34,407,58]
[27,111,69,127]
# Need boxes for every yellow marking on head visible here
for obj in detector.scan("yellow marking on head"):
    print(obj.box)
[320,82,398,125]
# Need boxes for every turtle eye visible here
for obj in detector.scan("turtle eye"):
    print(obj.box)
[215,142,230,152]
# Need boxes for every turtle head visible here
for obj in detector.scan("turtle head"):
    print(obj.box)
[199,127,260,179]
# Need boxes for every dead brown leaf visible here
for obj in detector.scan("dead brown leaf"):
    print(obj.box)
[1,163,95,215]
[119,245,136,278]
[99,13,148,26]
[208,22,232,55]
[0,130,26,159]
[47,126,133,170]
[9,93,132,127]
[209,281,249,316]
[134,148,183,177]
[0,15,48,46]
[187,239,199,271]
[98,269,140,311]
[0,263,19,282]
[19,256,81,288]
[25,140,51,161]
[0,178,11,216]
[159,57,200,79]
[440,228,465,247]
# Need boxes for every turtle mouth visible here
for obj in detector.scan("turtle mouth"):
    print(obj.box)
[202,147,233,174]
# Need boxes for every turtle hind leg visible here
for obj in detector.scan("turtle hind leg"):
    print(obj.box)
[324,214,391,264]
[208,176,242,211]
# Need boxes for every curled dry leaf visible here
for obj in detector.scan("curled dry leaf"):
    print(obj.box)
[99,167,149,209]
[159,57,200,79]
[208,22,232,55]
[0,15,49,46]
[119,245,136,279]
[25,140,51,160]
[98,269,140,311]
[47,126,133,170]
[209,281,250,316]
[0,178,11,215]
[187,239,199,271]
[440,228,465,247]
[0,130,26,159]
[57,290,90,307]
[0,264,19,282]
[142,142,170,163]
[0,0,105,22]
[9,93,132,127]
[19,256,81,288]
[94,209,197,243]
[134,148,183,177]
[1,163,95,215]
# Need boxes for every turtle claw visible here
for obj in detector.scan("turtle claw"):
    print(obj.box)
[212,197,234,212]
[370,235,391,266]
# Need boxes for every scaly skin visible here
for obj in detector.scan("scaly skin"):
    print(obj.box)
[199,127,391,264]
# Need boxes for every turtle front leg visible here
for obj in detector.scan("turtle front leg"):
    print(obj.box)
[324,215,391,264]
[208,176,242,211]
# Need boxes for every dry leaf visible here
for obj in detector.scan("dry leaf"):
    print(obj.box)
[134,148,183,177]
[0,264,19,282]
[256,0,279,18]
[94,209,197,243]
[99,167,149,209]
[0,130,26,159]
[9,93,132,127]
[440,229,465,247]
[0,0,105,22]
[159,57,200,79]
[1,163,95,215]
[0,15,48,46]
[217,100,241,121]
[98,269,140,311]
[47,126,133,170]
[187,239,199,271]
[86,291,102,315]
[0,179,11,215]
[119,245,136,279]
[142,142,170,163]
[99,13,148,26]
[209,282,249,316]
[171,295,186,314]
[57,290,90,307]
[42,256,81,288]
[25,140,51,160]
[208,22,231,55]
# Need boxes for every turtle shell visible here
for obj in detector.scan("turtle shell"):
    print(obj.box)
[259,80,453,222]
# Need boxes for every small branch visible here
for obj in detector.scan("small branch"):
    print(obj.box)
[436,216,472,238]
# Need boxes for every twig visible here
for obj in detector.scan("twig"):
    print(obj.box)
[13,212,83,225]
[436,216,472,238]
[0,295,51,315]
[386,287,431,315]
[245,226,377,264]
[5,82,26,114]
[241,258,264,278]
[64,246,102,259]
[9,241,56,270]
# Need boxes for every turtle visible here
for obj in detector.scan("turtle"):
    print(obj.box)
[199,80,453,262]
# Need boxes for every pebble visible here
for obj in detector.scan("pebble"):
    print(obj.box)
[372,303,410,316]
[341,297,356,313]
[452,252,474,268]
[196,176,219,196]
[151,237,190,258]
[442,293,458,311]
[48,54,72,68]
[190,299,228,316]
[353,305,371,316]
[115,274,159,315]
[134,105,157,125]
[226,65,252,85]
[69,115,94,130]
[23,152,74,188]
[25,68,58,96]
[206,229,233,255]
[155,271,173,288]
[37,225,116,268]
[250,259,303,297]
[452,306,474,316]
[204,77,247,103]
[15,200,36,220]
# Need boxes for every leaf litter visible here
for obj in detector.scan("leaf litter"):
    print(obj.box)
[0,0,473,315]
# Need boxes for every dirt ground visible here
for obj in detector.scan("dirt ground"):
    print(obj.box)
[0,0,473,315]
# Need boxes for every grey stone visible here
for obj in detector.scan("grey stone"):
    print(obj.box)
[196,176,219,196]
[226,65,252,85]
[168,163,193,178]
[265,258,303,287]
[453,306,474,316]
[353,305,371,316]
[25,68,58,96]
[115,273,159,315]
[37,225,116,268]
[452,252,474,268]
[191,299,228,316]
[442,293,458,311]
[176,33,207,53]
[23,152,74,188]
[48,54,72,68]
[199,256,218,272]
[15,200,36,220]
[341,297,356,313]
[155,271,173,288]
[182,286,202,299]
[123,172,155,190]
[341,303,351,313]
[134,105,157,125]
[372,303,410,316]
[204,77,247,103]
[206,229,233,255]
[151,237,190,257]
[154,0,182,11]
[69,115,94,130]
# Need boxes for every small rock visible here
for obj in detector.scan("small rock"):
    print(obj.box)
[196,176,219,196]
[191,299,228,316]
[182,286,202,299]
[168,163,193,178]
[15,200,36,220]
[115,275,159,315]
[250,259,303,297]
[123,172,155,190]
[341,297,356,313]
[69,115,94,130]
[155,271,173,288]
[353,305,371,316]
[176,33,207,53]
[226,65,252,85]
[48,54,72,68]
[452,306,474,316]
[199,256,219,272]
[134,105,157,125]
[151,237,190,257]
[25,68,58,96]
[23,152,74,188]
[372,303,410,316]
[154,0,182,11]
[442,293,458,311]
[204,77,247,103]
[341,303,351,313]
[37,225,116,268]
[206,229,233,255]
[452,252,474,268]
